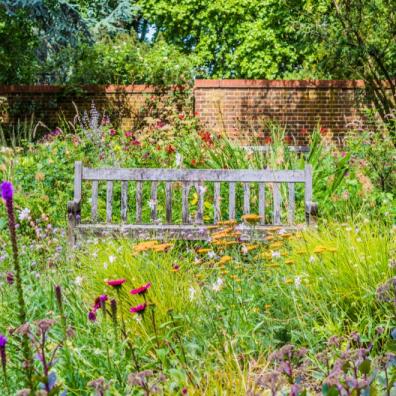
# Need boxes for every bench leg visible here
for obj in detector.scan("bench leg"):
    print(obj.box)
[305,201,318,226]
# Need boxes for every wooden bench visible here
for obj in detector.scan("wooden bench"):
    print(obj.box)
[67,161,317,246]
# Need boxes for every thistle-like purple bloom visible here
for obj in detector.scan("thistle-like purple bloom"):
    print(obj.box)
[0,333,7,378]
[88,311,97,322]
[0,181,13,202]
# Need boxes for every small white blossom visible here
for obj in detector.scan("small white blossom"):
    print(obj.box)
[175,153,182,167]
[109,255,116,264]
[294,276,302,288]
[74,276,84,286]
[18,208,31,221]
[212,278,223,292]
[241,245,249,255]
[189,287,197,301]
[207,251,216,259]
[309,255,316,263]
[103,262,108,269]
[148,199,156,210]
[271,251,281,259]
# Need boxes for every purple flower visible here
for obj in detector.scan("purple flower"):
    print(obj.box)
[6,272,14,285]
[88,311,97,322]
[0,335,7,348]
[0,181,13,202]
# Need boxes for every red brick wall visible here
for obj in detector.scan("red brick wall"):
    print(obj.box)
[194,79,371,145]
[0,80,376,145]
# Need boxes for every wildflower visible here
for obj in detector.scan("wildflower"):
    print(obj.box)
[130,282,151,295]
[212,278,223,292]
[109,129,117,136]
[106,279,126,288]
[285,259,295,265]
[88,311,97,322]
[241,245,249,255]
[189,287,196,301]
[148,199,156,210]
[74,276,83,286]
[294,276,302,288]
[0,333,7,367]
[130,303,147,314]
[133,240,159,253]
[241,214,261,224]
[166,145,176,154]
[178,113,185,120]
[6,272,14,285]
[18,208,31,222]
[197,248,211,254]
[199,131,213,145]
[271,251,281,259]
[207,251,216,259]
[175,153,182,167]
[309,255,315,263]
[172,264,180,272]
[153,243,173,252]
[218,256,232,265]
[108,255,116,264]
[94,295,108,310]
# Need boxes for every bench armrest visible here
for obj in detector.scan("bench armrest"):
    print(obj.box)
[305,201,318,226]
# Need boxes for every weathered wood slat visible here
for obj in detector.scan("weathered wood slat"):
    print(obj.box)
[135,181,143,223]
[182,182,190,224]
[83,167,306,183]
[258,183,265,225]
[165,182,172,224]
[273,183,281,225]
[91,180,98,222]
[150,181,158,222]
[228,182,236,220]
[196,182,205,224]
[121,181,128,223]
[74,161,83,202]
[214,182,221,222]
[243,183,250,214]
[106,181,113,223]
[288,182,295,224]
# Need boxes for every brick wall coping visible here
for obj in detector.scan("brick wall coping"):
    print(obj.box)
[194,79,367,89]
[0,84,162,94]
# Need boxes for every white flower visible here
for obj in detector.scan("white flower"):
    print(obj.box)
[92,250,98,258]
[241,245,249,255]
[271,251,281,259]
[148,199,156,210]
[309,255,316,263]
[277,228,287,235]
[189,287,197,301]
[207,251,216,259]
[294,276,302,288]
[18,208,31,221]
[175,153,182,167]
[103,262,108,269]
[109,255,116,264]
[74,276,84,286]
[212,278,223,292]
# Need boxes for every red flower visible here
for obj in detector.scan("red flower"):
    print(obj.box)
[264,137,272,145]
[109,129,117,136]
[194,111,199,117]
[191,159,197,167]
[106,279,126,288]
[130,282,151,295]
[130,303,147,314]
[172,264,180,272]
[166,145,176,154]
[131,139,141,146]
[320,127,328,136]
[199,131,213,145]
[156,120,165,129]
[284,136,292,144]
[178,113,185,120]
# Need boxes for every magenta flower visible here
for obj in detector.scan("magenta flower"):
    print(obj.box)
[0,181,13,202]
[109,129,117,136]
[106,279,126,288]
[0,333,7,376]
[6,272,14,285]
[130,303,147,314]
[88,311,97,322]
[130,282,151,295]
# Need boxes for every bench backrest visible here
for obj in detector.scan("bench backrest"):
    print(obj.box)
[73,161,313,226]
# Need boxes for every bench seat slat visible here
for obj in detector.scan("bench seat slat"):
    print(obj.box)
[136,181,143,223]
[121,181,128,223]
[91,180,98,222]
[82,167,305,183]
[106,181,113,223]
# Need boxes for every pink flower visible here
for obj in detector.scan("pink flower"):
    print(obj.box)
[106,279,126,288]
[109,129,117,136]
[125,131,134,138]
[178,113,185,120]
[130,303,147,314]
[88,310,97,322]
[131,139,141,146]
[130,282,151,295]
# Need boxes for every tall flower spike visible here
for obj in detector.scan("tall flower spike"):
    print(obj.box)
[0,181,13,202]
